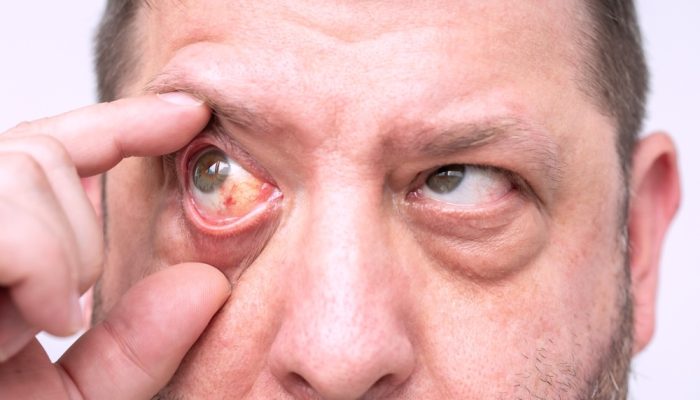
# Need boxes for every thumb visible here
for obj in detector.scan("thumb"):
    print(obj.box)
[57,263,230,400]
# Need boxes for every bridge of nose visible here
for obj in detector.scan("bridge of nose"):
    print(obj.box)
[267,182,418,399]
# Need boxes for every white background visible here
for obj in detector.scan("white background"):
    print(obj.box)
[0,1,697,398]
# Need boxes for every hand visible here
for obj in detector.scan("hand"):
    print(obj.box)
[0,93,231,398]
[0,264,231,399]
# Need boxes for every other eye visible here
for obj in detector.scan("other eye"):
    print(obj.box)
[188,146,277,222]
[420,164,513,206]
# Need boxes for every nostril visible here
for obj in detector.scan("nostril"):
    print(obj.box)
[289,372,307,385]
[373,374,393,387]
[285,372,403,400]
[364,374,403,398]
[286,372,323,400]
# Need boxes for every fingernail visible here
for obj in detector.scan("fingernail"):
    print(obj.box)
[157,92,205,106]
[0,329,35,363]
[68,294,84,334]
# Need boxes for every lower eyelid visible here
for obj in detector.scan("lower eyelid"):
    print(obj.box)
[177,141,283,234]
[407,185,522,215]
[401,189,529,239]
[185,186,283,236]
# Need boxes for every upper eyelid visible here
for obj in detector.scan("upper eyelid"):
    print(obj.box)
[410,163,545,208]
[179,122,540,206]
[412,163,511,191]
[185,121,277,185]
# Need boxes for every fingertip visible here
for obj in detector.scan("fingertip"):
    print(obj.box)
[55,262,230,399]
[29,93,213,176]
[157,92,206,107]
[154,92,212,129]
[171,262,232,301]
[107,93,212,162]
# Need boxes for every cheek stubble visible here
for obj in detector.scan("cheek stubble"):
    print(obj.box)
[510,257,633,400]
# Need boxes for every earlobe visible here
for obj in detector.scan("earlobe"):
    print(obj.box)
[627,132,681,354]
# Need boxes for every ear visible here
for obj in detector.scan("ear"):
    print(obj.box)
[80,174,103,327]
[628,133,681,354]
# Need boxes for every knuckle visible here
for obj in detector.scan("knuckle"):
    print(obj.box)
[0,153,46,187]
[10,120,34,134]
[5,117,49,137]
[25,135,72,168]
[0,134,73,171]
[0,209,69,282]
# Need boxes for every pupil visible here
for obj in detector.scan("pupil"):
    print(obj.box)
[193,149,230,193]
[427,165,465,194]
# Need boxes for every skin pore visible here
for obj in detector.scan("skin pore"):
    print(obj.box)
[93,0,643,398]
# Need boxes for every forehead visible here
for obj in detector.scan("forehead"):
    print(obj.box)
[134,0,600,156]
[145,0,585,43]
[142,0,587,76]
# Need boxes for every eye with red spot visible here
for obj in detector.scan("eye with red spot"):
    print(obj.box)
[185,145,280,228]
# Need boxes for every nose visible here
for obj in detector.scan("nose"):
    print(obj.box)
[268,186,416,399]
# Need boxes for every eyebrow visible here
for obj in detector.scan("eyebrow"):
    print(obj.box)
[146,70,562,184]
[399,119,563,183]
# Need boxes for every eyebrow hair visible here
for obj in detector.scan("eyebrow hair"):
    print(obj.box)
[411,120,563,184]
[146,70,562,184]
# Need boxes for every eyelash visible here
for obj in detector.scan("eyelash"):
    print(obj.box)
[163,129,282,237]
[173,123,275,185]
[410,164,527,197]
[163,152,179,176]
[163,126,540,228]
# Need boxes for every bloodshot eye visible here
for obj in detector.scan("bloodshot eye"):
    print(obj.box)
[188,146,278,223]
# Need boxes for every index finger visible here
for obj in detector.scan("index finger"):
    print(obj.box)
[4,92,211,176]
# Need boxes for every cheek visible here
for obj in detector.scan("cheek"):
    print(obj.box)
[416,257,620,397]
[162,255,287,396]
[408,200,548,282]
[408,198,626,396]
[99,159,166,312]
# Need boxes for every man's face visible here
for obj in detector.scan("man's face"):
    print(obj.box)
[98,0,632,398]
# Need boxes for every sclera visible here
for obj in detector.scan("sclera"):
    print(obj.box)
[182,144,282,233]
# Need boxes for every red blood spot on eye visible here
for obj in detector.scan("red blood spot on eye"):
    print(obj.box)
[224,195,236,208]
